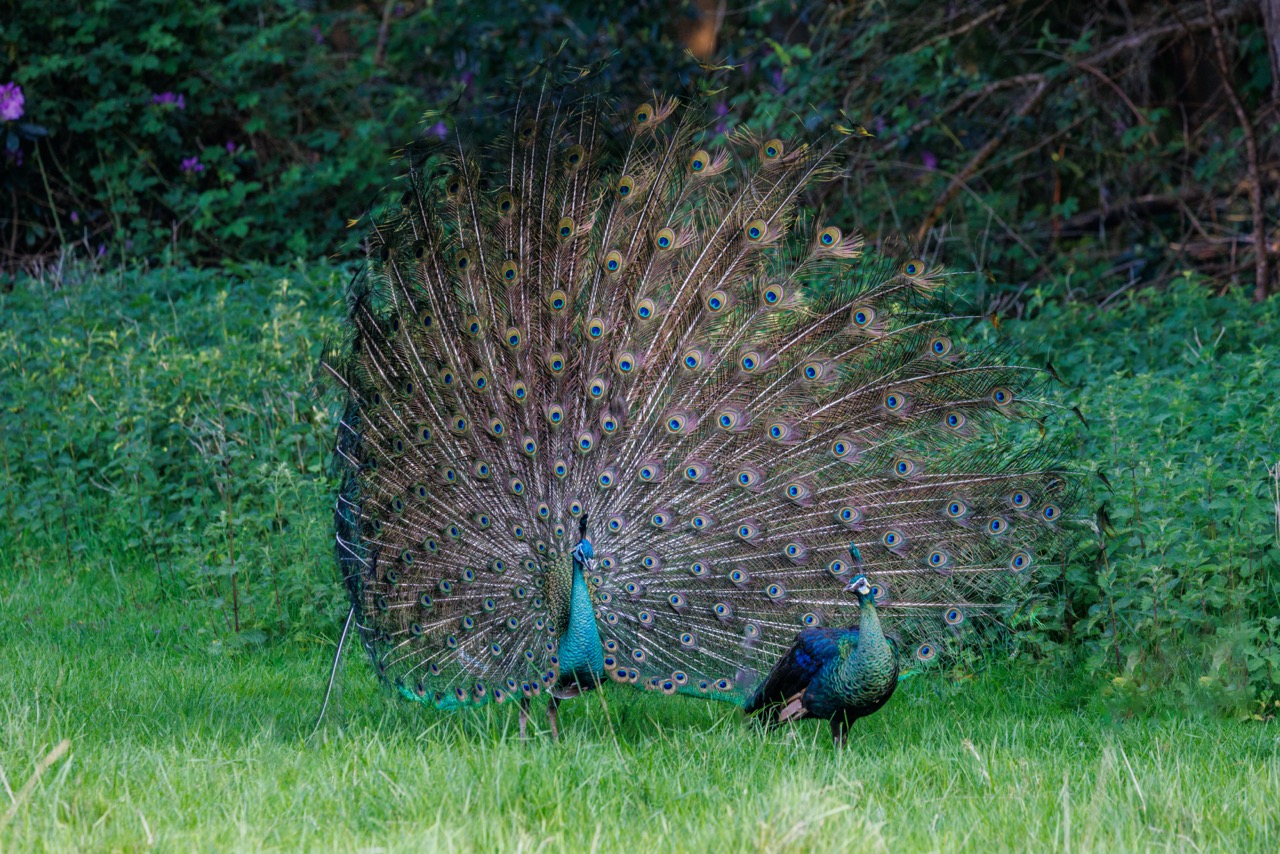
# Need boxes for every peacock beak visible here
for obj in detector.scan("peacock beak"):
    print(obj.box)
[846,576,871,595]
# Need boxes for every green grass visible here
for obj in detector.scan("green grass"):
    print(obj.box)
[2,566,1278,852]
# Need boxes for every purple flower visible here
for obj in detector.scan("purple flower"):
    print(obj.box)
[770,69,786,93]
[311,26,324,44]
[181,156,204,174]
[427,121,448,140]
[226,139,237,153]
[70,210,80,224]
[152,91,186,109]
[0,82,24,122]
[921,150,938,171]
[96,244,106,258]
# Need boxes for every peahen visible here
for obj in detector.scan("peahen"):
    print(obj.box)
[321,73,1075,740]
[743,566,898,745]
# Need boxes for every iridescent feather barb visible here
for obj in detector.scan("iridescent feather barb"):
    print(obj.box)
[321,74,1078,715]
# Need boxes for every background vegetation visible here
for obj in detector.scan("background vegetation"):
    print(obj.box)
[1,2,1278,847]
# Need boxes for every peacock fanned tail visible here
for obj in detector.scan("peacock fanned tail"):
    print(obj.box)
[322,74,1078,711]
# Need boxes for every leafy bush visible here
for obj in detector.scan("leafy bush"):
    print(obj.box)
[2,263,1277,710]
[4,1,1274,304]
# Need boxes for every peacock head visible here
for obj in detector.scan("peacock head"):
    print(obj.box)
[571,514,596,571]
[845,573,872,603]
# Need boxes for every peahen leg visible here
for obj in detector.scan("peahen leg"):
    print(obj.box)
[830,717,849,748]
[519,697,530,741]
[547,696,561,742]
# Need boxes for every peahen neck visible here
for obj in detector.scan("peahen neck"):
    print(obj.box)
[841,595,896,687]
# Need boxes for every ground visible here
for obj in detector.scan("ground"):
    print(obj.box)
[1,567,1276,852]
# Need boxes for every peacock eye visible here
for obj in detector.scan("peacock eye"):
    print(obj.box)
[1010,551,1032,571]
[497,192,516,215]
[683,462,708,482]
[635,298,656,320]
[705,290,728,312]
[883,391,907,411]
[597,467,616,488]
[689,561,710,578]
[576,431,595,453]
[916,643,937,662]
[928,549,951,568]
[827,559,848,577]
[745,219,768,242]
[736,522,759,542]
[930,336,953,356]
[472,460,491,479]
[557,217,575,240]
[464,314,482,336]
[882,529,906,549]
[740,351,761,372]
[665,413,689,433]
[568,500,584,517]
[616,176,636,198]
[637,463,659,483]
[716,408,741,431]
[682,349,704,370]
[944,411,966,429]
[991,386,1014,406]
[455,252,473,273]
[893,458,918,478]
[633,104,653,124]
[602,251,623,274]
[553,460,568,478]
[762,284,784,305]
[488,417,505,437]
[836,505,861,526]
[564,144,585,167]
[607,515,625,532]
[735,467,762,489]
[586,317,606,340]
[650,512,671,529]
[471,370,490,391]
[765,582,786,600]
[818,226,841,247]
[654,227,676,250]
[767,422,793,442]
[829,440,860,460]
[504,327,522,349]
[946,500,968,519]
[1010,491,1031,508]
[782,481,810,502]
[988,517,1010,535]
[1041,503,1061,522]
[944,607,964,625]
[522,436,537,456]
[500,260,520,282]
[902,259,926,277]
[760,138,784,160]
[615,351,636,374]
[851,305,876,328]
[688,149,710,173]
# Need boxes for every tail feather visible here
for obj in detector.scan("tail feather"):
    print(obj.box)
[323,73,1078,709]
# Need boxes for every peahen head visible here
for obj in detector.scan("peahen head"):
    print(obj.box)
[844,573,872,604]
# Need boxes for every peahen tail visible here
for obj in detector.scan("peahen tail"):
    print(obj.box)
[321,70,1078,710]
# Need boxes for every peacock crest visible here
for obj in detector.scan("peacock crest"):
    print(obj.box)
[322,74,1077,713]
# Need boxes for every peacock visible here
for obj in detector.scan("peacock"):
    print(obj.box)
[321,71,1076,742]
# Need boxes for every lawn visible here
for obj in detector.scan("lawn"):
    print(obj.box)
[2,564,1278,852]
[1,264,1277,852]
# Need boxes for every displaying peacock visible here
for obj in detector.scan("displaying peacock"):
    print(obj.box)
[321,71,1076,741]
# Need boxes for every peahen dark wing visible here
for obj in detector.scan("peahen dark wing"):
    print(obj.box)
[743,627,850,715]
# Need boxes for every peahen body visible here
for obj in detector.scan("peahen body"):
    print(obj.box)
[322,71,1075,739]
[744,570,899,745]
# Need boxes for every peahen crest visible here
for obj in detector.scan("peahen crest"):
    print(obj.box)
[323,74,1077,712]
